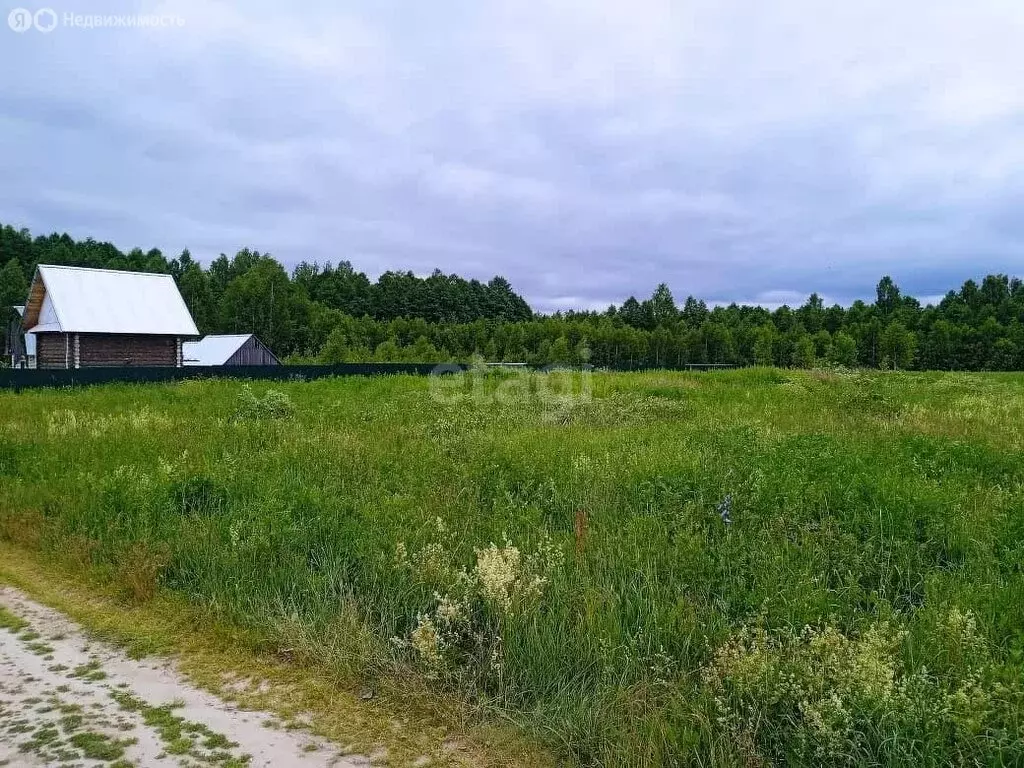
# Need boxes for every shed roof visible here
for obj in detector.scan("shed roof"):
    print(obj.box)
[182,334,255,366]
[22,265,199,336]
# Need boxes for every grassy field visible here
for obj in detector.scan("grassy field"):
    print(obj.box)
[1,368,1023,766]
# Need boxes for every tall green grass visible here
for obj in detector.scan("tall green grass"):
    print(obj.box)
[2,368,1023,765]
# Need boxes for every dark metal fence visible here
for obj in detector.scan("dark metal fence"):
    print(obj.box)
[0,361,742,391]
[0,363,460,391]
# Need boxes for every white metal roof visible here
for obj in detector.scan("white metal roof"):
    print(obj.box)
[24,264,199,336]
[182,334,254,366]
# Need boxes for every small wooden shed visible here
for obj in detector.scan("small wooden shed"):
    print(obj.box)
[5,305,36,368]
[21,264,199,369]
[182,334,280,366]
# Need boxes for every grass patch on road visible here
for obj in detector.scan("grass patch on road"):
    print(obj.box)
[0,605,28,632]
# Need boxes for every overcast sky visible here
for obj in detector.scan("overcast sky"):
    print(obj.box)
[3,1,1024,312]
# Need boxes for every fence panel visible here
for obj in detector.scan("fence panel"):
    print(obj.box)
[0,362,743,391]
[0,363,459,391]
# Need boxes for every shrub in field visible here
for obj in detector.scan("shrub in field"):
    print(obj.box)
[233,385,295,420]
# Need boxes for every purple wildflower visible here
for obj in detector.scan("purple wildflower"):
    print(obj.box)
[717,494,733,525]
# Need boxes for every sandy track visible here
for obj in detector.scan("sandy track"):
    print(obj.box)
[0,586,371,767]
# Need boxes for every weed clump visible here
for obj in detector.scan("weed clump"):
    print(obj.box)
[394,520,562,683]
[0,606,29,632]
[68,731,133,761]
[233,385,295,420]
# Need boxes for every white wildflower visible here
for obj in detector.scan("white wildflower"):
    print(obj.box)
[474,542,521,612]
[410,614,443,668]
[417,542,449,581]
[434,592,465,625]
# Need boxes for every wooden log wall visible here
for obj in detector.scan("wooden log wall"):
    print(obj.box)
[35,333,181,368]
[36,333,69,369]
[79,334,179,367]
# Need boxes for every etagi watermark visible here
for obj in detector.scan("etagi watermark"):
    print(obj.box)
[8,7,185,33]
[427,363,594,406]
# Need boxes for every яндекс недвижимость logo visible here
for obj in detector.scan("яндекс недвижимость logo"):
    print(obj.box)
[8,7,56,32]
[8,8,183,32]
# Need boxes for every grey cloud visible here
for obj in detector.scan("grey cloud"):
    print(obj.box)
[1,0,1023,311]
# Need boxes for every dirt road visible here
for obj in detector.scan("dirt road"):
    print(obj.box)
[0,585,370,767]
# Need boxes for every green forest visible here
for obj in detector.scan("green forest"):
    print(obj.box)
[2,222,1024,370]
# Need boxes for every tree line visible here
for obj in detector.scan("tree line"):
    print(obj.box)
[2,222,1023,370]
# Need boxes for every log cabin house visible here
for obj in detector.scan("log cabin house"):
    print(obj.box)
[21,264,199,369]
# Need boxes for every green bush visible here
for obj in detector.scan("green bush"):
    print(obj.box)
[232,385,295,420]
